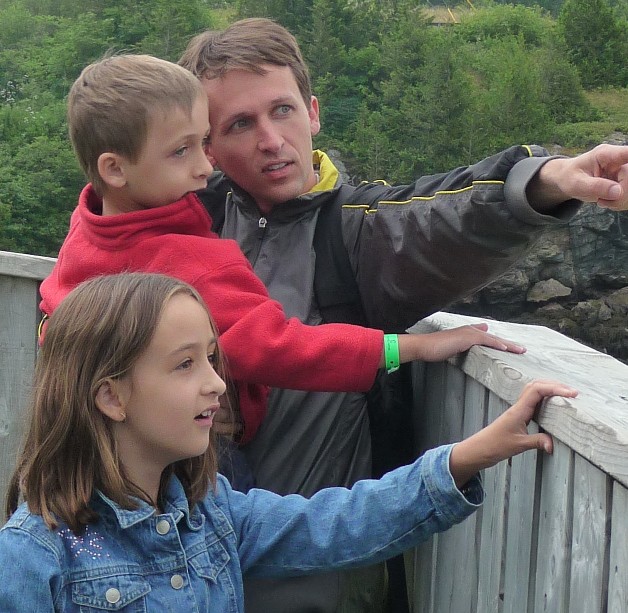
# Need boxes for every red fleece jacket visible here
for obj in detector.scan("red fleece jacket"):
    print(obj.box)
[40,185,383,443]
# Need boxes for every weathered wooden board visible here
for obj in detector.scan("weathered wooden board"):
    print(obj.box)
[0,275,41,504]
[533,439,573,613]
[607,481,628,613]
[477,395,509,613]
[569,454,609,613]
[0,250,55,280]
[410,313,628,488]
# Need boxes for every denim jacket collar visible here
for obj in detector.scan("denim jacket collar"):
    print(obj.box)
[94,476,204,531]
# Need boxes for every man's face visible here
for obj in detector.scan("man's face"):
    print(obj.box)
[202,65,321,213]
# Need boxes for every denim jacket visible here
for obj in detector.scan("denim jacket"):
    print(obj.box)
[0,444,482,612]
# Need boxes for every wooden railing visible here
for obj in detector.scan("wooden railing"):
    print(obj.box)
[0,250,55,505]
[1,250,627,612]
[407,313,628,613]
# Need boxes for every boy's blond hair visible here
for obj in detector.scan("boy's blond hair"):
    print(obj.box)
[179,18,312,109]
[68,54,204,195]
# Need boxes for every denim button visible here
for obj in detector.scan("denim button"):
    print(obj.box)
[156,519,171,535]
[105,588,121,603]
[171,574,184,590]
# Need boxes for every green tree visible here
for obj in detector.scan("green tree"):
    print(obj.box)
[343,4,594,182]
[0,136,84,255]
[0,0,214,256]
[559,0,628,87]
[236,0,313,38]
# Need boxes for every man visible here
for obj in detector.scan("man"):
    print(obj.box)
[180,18,628,612]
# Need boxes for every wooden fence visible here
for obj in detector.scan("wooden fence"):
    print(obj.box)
[1,250,628,612]
[407,313,628,613]
[0,250,55,505]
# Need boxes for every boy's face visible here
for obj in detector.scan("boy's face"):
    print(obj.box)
[103,94,213,215]
[202,65,321,214]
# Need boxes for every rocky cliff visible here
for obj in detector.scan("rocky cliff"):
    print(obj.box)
[329,145,628,364]
[452,205,628,363]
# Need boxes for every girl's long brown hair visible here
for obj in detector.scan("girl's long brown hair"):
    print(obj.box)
[6,273,222,533]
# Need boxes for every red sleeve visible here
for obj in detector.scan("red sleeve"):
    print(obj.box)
[189,244,383,393]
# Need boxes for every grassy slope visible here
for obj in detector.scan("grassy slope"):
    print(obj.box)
[552,88,628,154]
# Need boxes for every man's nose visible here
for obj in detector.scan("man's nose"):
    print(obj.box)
[257,120,284,153]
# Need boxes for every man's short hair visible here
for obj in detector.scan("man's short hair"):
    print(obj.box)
[179,18,312,108]
[68,54,204,194]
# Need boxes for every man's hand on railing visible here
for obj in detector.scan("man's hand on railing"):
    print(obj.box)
[449,379,578,489]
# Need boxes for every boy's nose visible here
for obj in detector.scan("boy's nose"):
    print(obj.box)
[197,150,214,178]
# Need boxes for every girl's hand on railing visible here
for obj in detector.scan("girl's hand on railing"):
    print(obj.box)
[449,380,578,489]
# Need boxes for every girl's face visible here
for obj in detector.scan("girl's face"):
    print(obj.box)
[110,293,226,494]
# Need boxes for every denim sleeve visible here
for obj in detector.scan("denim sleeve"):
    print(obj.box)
[219,444,483,577]
[0,523,61,611]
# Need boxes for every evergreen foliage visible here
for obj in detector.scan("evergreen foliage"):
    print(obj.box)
[558,0,628,88]
[0,0,622,256]
[0,0,214,256]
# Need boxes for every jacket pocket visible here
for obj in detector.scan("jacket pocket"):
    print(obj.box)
[71,571,150,611]
[188,537,230,583]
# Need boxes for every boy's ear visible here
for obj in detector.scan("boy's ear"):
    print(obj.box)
[95,378,129,422]
[97,152,127,189]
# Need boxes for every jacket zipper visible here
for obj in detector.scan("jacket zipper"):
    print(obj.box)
[249,216,268,268]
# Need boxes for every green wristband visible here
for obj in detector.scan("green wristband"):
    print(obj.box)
[384,334,400,374]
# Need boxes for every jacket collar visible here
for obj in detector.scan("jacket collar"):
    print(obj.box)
[78,184,215,247]
[226,150,342,220]
[95,476,203,531]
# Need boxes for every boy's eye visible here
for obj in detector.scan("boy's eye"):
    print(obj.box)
[276,104,292,116]
[174,146,188,157]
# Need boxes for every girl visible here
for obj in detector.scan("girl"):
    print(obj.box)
[0,273,576,612]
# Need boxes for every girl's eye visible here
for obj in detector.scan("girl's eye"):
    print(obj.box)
[177,358,193,371]
[174,146,188,157]
[207,352,217,366]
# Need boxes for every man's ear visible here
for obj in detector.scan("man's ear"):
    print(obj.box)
[309,96,321,137]
[95,378,129,422]
[204,137,218,167]
[205,148,218,168]
[97,152,128,189]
